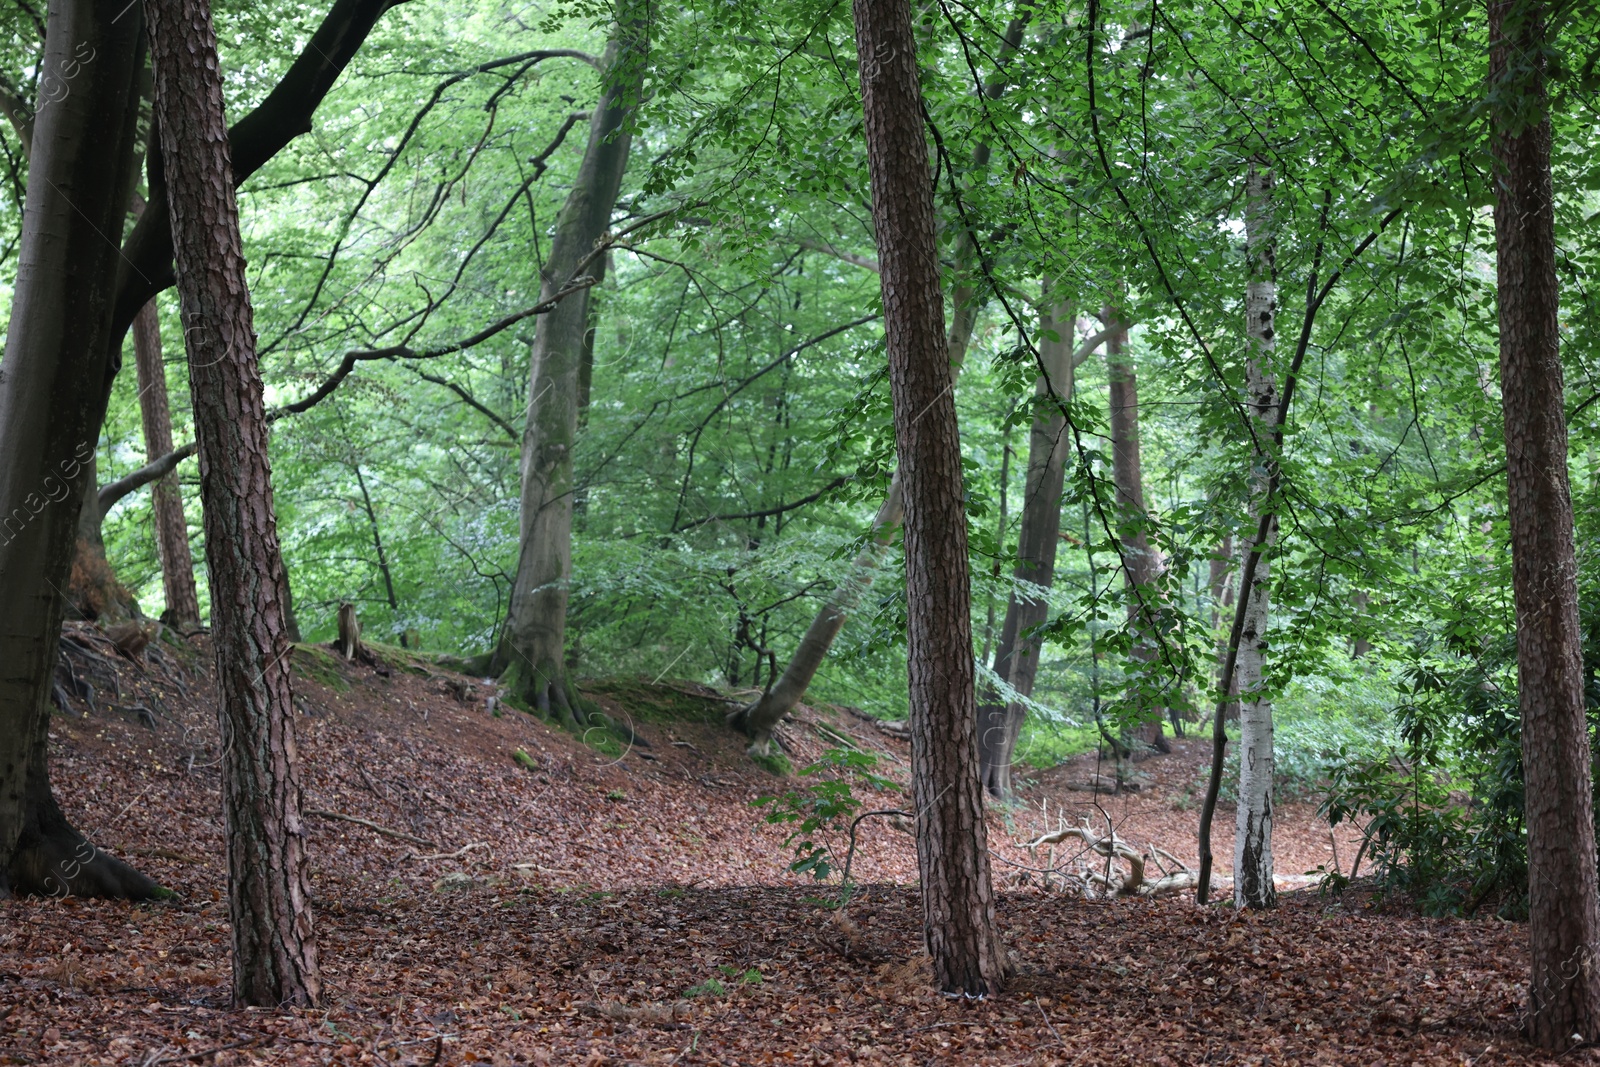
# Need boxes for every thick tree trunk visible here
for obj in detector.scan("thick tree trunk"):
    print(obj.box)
[0,0,152,900]
[147,0,322,1007]
[1233,161,1279,911]
[133,296,201,628]
[1105,309,1170,755]
[977,297,1075,799]
[853,0,1004,996]
[1489,0,1600,1046]
[489,8,645,727]
[68,455,142,622]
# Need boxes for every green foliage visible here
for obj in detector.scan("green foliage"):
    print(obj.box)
[752,749,896,882]
[1321,636,1531,918]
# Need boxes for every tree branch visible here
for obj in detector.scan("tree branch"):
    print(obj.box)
[671,476,852,533]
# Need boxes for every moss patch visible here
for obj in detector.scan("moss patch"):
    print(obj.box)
[579,678,734,725]
[291,645,352,692]
[749,751,791,776]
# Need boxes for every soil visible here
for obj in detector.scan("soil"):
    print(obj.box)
[0,625,1584,1064]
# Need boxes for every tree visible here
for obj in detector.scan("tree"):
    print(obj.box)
[1232,161,1279,911]
[852,0,1004,995]
[1104,307,1171,754]
[976,296,1076,799]
[0,0,401,901]
[489,2,647,727]
[146,0,322,1007]
[132,274,201,629]
[0,0,156,899]
[1489,0,1600,1045]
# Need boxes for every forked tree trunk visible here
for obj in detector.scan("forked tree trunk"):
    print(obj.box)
[1105,309,1170,754]
[1489,0,1600,1046]
[0,0,155,900]
[1233,161,1279,911]
[977,297,1075,799]
[147,0,321,1007]
[490,6,645,728]
[132,295,201,628]
[853,0,1004,996]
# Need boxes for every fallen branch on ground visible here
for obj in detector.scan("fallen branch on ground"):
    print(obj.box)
[1028,822,1197,898]
[307,809,435,848]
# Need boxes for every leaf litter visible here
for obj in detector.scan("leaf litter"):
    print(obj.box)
[0,630,1586,1064]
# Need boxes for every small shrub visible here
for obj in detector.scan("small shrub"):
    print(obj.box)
[753,748,898,885]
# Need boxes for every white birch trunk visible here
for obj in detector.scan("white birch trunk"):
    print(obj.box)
[1233,161,1279,910]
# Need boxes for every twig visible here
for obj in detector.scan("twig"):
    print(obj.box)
[306,810,434,847]
[404,841,490,862]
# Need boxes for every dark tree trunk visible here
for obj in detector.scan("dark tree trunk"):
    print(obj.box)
[133,295,201,629]
[853,0,1004,996]
[0,0,154,900]
[1489,0,1600,1046]
[1105,309,1169,754]
[147,0,322,1008]
[490,4,645,728]
[977,297,1075,799]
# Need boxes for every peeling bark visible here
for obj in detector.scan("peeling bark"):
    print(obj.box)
[1232,161,1278,911]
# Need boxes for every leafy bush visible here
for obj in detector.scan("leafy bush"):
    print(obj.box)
[1320,634,1532,917]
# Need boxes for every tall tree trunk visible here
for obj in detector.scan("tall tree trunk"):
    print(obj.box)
[489,6,646,726]
[977,296,1074,799]
[133,295,201,629]
[0,0,156,900]
[1490,0,1600,1046]
[731,9,1031,744]
[853,0,1004,996]
[1233,161,1279,911]
[147,0,321,1007]
[1105,308,1170,755]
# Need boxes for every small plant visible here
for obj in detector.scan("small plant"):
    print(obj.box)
[656,887,686,899]
[605,788,627,801]
[718,964,763,985]
[683,977,726,998]
[512,748,537,771]
[752,748,900,889]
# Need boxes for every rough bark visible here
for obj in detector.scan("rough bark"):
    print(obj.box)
[1233,161,1279,911]
[489,6,646,727]
[853,0,1004,996]
[977,297,1074,799]
[731,9,1032,744]
[1490,0,1600,1045]
[0,0,151,900]
[133,296,202,628]
[147,0,322,1007]
[113,0,407,340]
[1105,308,1170,755]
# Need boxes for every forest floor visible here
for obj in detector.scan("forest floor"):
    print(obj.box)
[0,624,1585,1065]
